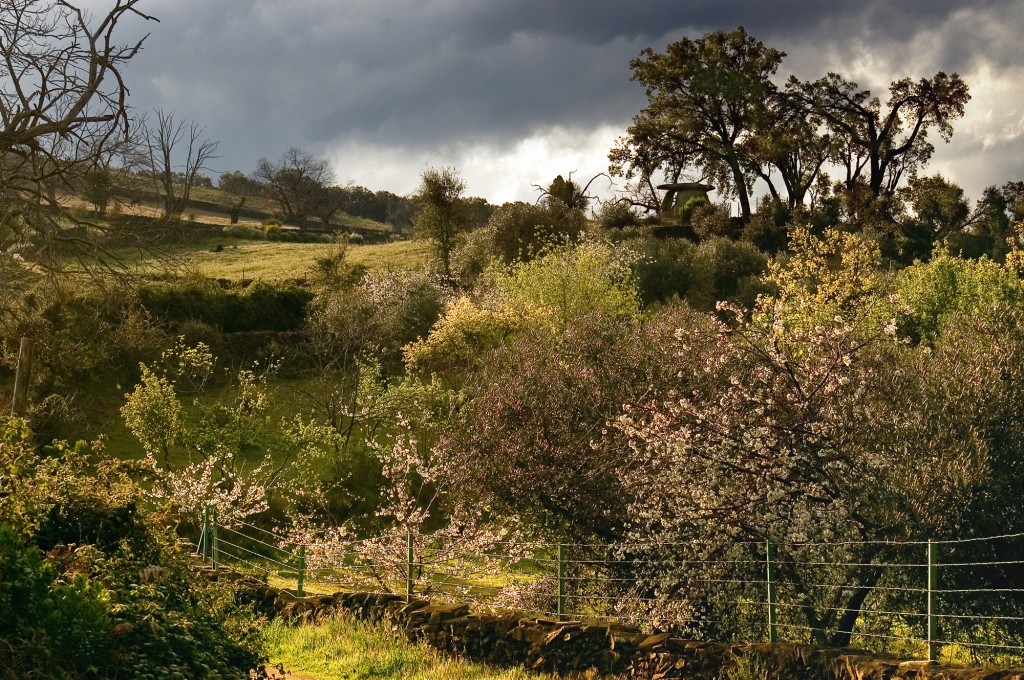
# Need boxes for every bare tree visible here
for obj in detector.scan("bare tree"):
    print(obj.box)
[140,109,218,217]
[252,147,336,226]
[0,0,157,274]
[218,170,263,224]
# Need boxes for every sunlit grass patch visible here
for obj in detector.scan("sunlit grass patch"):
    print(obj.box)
[264,614,567,679]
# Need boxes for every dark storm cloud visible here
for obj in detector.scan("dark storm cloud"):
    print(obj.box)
[108,0,1024,198]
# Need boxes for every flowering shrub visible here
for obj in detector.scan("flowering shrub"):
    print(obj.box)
[612,228,1024,645]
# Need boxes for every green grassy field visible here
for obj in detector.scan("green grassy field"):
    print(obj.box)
[264,615,568,680]
[106,236,430,282]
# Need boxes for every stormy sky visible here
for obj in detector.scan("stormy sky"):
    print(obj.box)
[104,0,1024,205]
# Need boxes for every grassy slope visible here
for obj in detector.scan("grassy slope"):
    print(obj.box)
[264,615,567,680]
[76,184,393,234]
[65,235,428,458]
[113,236,430,282]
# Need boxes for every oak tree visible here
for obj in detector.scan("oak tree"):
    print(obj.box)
[218,170,263,224]
[614,27,783,221]
[792,72,970,197]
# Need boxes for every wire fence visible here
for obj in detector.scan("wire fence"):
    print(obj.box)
[192,511,1024,668]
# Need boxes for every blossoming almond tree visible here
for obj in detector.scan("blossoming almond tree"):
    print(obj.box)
[614,228,1004,645]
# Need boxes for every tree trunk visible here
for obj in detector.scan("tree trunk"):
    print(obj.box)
[728,157,752,221]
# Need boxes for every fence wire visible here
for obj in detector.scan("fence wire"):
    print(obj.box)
[192,519,1024,667]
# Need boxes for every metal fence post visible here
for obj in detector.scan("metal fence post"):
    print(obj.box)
[211,506,219,572]
[928,540,938,662]
[557,543,566,621]
[767,540,778,644]
[10,337,33,417]
[406,531,415,603]
[297,545,306,597]
[201,506,210,562]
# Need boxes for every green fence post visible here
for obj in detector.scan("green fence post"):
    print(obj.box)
[767,540,778,644]
[297,545,306,597]
[201,506,210,562]
[211,506,219,572]
[928,540,938,662]
[557,543,566,621]
[406,531,415,604]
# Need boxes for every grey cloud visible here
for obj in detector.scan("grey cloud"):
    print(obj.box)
[110,0,1024,196]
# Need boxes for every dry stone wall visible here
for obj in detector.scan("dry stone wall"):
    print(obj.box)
[199,565,1024,680]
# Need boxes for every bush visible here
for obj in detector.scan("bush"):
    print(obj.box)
[483,239,640,329]
[137,280,313,333]
[688,237,770,310]
[485,201,585,264]
[307,268,450,370]
[626,235,769,310]
[595,200,640,230]
[0,283,167,395]
[221,225,334,243]
[895,252,1024,343]
[0,525,111,675]
[742,198,790,253]
[0,421,266,678]
[629,235,697,305]
[438,304,700,541]
[691,202,740,240]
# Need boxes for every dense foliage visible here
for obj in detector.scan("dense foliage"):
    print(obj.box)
[4,8,1024,670]
[0,419,266,678]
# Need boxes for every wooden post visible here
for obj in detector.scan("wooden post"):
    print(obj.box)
[10,337,32,417]
[297,545,306,597]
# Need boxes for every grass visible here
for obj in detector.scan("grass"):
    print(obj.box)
[70,187,393,234]
[104,236,430,282]
[263,614,569,680]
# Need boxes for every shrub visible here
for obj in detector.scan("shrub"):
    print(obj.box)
[596,200,640,230]
[0,525,112,675]
[437,304,699,541]
[137,280,313,333]
[688,237,770,310]
[307,268,449,370]
[485,201,585,264]
[628,235,697,305]
[742,198,790,253]
[895,252,1024,343]
[0,283,167,394]
[0,420,266,678]
[483,239,641,329]
[691,202,740,240]
[626,235,769,310]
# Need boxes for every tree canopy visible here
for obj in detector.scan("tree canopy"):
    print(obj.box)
[612,27,970,225]
[413,167,470,277]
